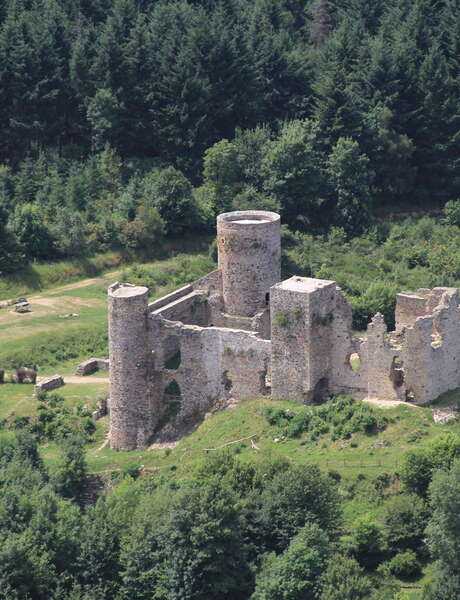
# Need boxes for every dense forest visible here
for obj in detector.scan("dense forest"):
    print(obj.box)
[1,421,460,600]
[1,0,460,270]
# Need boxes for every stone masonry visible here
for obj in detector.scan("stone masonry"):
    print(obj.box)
[108,210,460,450]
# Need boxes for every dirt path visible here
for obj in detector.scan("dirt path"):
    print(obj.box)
[35,271,121,297]
[1,270,121,308]
[363,397,420,409]
[37,375,109,385]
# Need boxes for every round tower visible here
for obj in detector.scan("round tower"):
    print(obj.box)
[108,283,150,450]
[217,210,281,317]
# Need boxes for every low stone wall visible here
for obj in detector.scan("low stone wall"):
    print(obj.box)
[35,375,64,393]
[76,358,109,375]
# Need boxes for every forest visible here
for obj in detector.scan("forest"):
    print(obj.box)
[1,0,460,270]
[1,419,460,600]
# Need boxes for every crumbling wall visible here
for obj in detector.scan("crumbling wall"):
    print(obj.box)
[361,314,403,400]
[395,291,429,332]
[148,314,270,440]
[328,289,367,396]
[402,288,460,404]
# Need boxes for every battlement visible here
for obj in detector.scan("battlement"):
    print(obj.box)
[107,212,460,450]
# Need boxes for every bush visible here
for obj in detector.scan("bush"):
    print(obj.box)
[123,463,141,479]
[350,282,397,331]
[121,253,215,298]
[442,199,460,226]
[387,550,421,578]
[252,523,331,600]
[383,494,428,552]
[351,516,386,568]
[263,396,388,441]
[401,434,460,496]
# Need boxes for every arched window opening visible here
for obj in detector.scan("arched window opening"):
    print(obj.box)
[349,353,362,372]
[222,370,233,391]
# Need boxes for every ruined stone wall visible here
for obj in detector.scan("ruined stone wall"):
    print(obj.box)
[147,316,270,440]
[328,289,367,396]
[217,211,281,317]
[395,291,430,332]
[402,288,460,404]
[271,278,407,404]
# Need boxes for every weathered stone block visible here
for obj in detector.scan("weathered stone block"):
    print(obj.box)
[35,375,64,393]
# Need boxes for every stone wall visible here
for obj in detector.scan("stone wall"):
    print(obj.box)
[147,315,270,441]
[402,288,460,404]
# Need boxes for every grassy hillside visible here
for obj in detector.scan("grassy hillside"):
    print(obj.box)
[0,235,212,302]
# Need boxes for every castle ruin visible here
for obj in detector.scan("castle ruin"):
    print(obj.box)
[108,210,460,450]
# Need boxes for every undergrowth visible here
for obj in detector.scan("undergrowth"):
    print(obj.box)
[264,396,390,441]
[2,391,97,442]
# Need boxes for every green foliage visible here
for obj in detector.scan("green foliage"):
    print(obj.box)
[326,137,373,236]
[383,493,429,553]
[251,523,331,600]
[423,460,460,598]
[319,555,372,600]
[284,217,460,330]
[349,282,397,331]
[264,396,388,441]
[0,325,108,369]
[121,253,215,297]
[275,311,289,327]
[387,550,421,578]
[262,119,328,230]
[253,463,341,553]
[401,433,460,496]
[52,434,87,500]
[122,464,141,480]
[442,200,460,226]
[351,515,385,568]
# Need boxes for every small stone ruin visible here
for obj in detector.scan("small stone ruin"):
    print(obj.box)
[35,374,64,393]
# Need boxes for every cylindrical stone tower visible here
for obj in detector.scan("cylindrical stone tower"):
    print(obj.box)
[217,210,281,317]
[108,282,150,450]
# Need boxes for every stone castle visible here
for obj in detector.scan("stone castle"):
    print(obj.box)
[108,210,460,450]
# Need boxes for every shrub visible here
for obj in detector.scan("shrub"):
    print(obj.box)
[401,434,460,496]
[387,550,421,578]
[263,396,388,441]
[349,282,397,331]
[351,515,385,568]
[442,199,460,226]
[383,494,428,552]
[123,463,141,479]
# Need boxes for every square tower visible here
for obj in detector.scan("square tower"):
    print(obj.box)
[270,277,337,403]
